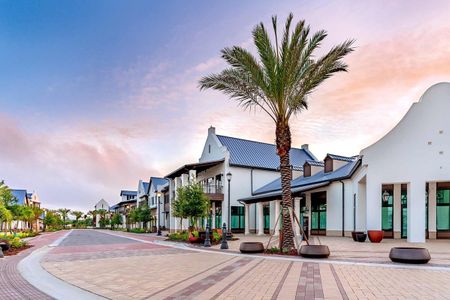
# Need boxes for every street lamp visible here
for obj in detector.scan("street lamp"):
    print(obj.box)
[226,172,232,237]
[156,191,162,236]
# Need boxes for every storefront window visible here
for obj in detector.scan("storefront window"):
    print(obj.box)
[231,206,245,230]
[381,185,393,237]
[437,187,450,231]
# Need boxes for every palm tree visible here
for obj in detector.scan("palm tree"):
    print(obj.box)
[199,13,353,250]
[31,206,43,232]
[58,208,71,229]
[71,211,84,228]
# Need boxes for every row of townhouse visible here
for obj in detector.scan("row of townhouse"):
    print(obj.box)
[7,189,42,231]
[96,82,450,243]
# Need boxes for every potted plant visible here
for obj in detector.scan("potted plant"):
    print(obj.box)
[351,231,364,241]
[367,230,384,243]
[188,230,200,243]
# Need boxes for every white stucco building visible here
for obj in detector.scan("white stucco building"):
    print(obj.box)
[242,82,450,243]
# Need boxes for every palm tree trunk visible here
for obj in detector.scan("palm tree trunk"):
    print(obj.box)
[276,122,295,250]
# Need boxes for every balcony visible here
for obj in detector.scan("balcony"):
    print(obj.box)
[201,183,224,201]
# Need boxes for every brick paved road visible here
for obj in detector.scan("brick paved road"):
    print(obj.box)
[40,230,450,299]
[0,230,67,300]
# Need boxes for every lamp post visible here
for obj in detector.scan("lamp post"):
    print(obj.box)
[156,191,162,236]
[226,172,232,237]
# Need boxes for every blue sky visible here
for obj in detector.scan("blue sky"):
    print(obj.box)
[1,1,450,210]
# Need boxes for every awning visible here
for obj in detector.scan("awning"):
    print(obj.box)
[165,159,225,179]
[239,181,330,204]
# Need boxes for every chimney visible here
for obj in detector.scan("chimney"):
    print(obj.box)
[301,144,309,150]
[208,126,216,135]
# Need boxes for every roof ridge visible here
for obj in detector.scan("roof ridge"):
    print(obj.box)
[216,134,307,151]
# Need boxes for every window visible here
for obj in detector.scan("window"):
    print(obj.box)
[208,144,211,153]
[437,183,450,233]
[231,206,245,230]
[311,192,326,235]
[401,185,407,238]
[381,185,394,237]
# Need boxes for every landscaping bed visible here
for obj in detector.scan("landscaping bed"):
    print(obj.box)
[1,231,36,256]
[167,229,223,245]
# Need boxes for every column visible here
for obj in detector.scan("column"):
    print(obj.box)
[294,197,301,236]
[211,202,216,229]
[393,184,401,239]
[306,193,311,237]
[366,179,382,230]
[257,202,264,235]
[244,204,250,235]
[408,181,426,243]
[273,200,281,236]
[428,182,437,239]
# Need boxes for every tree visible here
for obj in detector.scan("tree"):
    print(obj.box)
[31,206,44,232]
[110,213,122,229]
[199,13,353,250]
[0,204,13,231]
[71,211,84,228]
[174,183,209,229]
[0,181,16,208]
[138,204,152,229]
[21,205,34,230]
[129,207,139,229]
[58,208,71,229]
[96,209,108,228]
[43,210,59,230]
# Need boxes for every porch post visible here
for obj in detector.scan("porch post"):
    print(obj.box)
[294,197,301,236]
[257,202,264,235]
[273,200,281,236]
[244,204,250,235]
[211,202,216,229]
[428,182,437,239]
[393,184,401,239]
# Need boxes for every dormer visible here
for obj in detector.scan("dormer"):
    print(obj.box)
[303,160,325,177]
[324,154,355,173]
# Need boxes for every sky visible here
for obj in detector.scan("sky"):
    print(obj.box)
[1,0,450,211]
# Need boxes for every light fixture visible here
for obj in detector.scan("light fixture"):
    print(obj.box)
[226,172,232,181]
[382,190,390,203]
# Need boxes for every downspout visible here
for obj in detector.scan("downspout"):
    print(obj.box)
[340,180,345,237]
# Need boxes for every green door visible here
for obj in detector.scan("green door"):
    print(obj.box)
[311,192,326,235]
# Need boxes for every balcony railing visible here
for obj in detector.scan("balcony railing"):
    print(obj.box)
[201,183,223,194]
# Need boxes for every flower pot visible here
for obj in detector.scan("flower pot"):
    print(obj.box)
[355,232,367,242]
[188,236,199,243]
[367,230,384,243]
[389,247,431,264]
[240,242,264,254]
[0,239,10,252]
[351,231,364,242]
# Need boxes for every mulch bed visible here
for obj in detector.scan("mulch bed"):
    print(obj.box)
[264,249,299,256]
[3,244,33,256]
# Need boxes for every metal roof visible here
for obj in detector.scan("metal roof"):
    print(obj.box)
[120,190,137,197]
[305,160,324,167]
[142,182,149,193]
[216,135,316,171]
[251,158,361,196]
[326,153,357,162]
[11,189,27,205]
[165,159,224,179]
[149,177,169,192]
[240,182,331,204]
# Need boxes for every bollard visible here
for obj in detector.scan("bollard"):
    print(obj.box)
[220,223,228,250]
[204,224,211,247]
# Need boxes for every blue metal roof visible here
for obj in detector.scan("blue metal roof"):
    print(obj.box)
[216,135,316,171]
[143,182,149,193]
[149,177,169,192]
[120,190,137,196]
[11,189,27,205]
[326,153,357,162]
[253,158,361,195]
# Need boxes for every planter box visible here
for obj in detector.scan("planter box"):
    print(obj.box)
[240,242,264,254]
[299,245,330,258]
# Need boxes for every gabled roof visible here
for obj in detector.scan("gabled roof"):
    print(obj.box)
[120,190,137,197]
[326,153,357,162]
[148,177,169,193]
[216,135,316,171]
[142,182,149,193]
[250,157,361,196]
[11,189,27,205]
[165,159,224,179]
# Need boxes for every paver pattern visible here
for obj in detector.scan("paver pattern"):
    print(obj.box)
[0,230,67,300]
[40,230,450,299]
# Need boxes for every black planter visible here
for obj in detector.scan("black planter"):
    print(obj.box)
[299,245,330,258]
[355,232,367,242]
[0,239,10,252]
[351,231,364,242]
[389,247,431,264]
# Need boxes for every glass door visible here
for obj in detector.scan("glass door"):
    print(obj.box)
[311,192,326,235]
[382,185,394,238]
[401,185,407,238]
[436,182,450,239]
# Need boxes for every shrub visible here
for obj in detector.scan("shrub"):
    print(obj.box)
[9,237,26,248]
[212,231,221,242]
[128,228,147,234]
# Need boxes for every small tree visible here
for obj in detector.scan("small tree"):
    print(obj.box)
[32,206,43,232]
[96,209,108,228]
[139,204,152,230]
[110,213,122,230]
[129,207,140,229]
[0,181,17,208]
[174,183,209,230]
[71,211,84,228]
[0,204,12,231]
[58,208,70,228]
[43,210,59,231]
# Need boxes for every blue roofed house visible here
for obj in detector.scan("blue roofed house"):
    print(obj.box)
[10,189,42,231]
[240,154,362,238]
[146,177,169,231]
[109,190,137,229]
[165,126,317,233]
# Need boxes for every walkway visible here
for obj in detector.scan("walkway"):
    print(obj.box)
[40,230,450,299]
[0,230,67,300]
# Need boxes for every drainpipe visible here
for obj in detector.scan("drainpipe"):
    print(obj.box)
[340,180,345,237]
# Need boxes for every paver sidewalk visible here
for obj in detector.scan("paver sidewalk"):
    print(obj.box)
[0,230,68,300]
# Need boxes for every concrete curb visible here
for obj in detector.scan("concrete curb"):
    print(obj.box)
[18,230,107,300]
